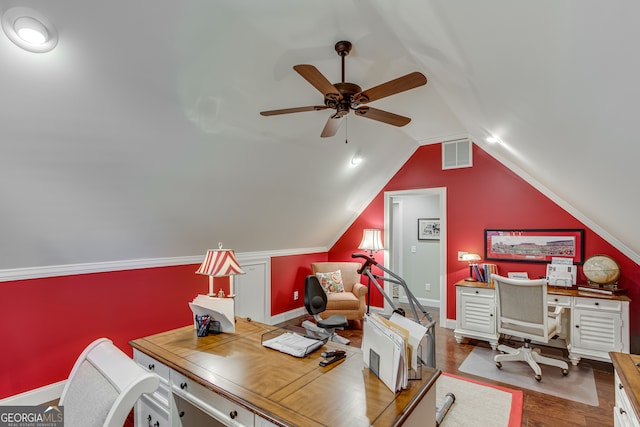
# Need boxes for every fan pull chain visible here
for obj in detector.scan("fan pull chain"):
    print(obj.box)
[345,118,348,144]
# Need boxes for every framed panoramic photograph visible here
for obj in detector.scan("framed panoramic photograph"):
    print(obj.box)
[484,229,585,264]
[418,218,440,240]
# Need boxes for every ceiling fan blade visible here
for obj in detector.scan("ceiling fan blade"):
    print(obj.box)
[293,64,343,100]
[320,115,344,138]
[260,106,328,116]
[353,106,411,127]
[353,72,427,105]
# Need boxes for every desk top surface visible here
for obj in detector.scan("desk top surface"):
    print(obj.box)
[130,318,439,427]
[455,280,631,301]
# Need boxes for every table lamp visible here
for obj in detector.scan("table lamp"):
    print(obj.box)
[195,243,245,297]
[358,229,384,256]
[460,253,481,281]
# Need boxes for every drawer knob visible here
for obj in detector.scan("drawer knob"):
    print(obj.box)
[179,411,185,418]
[475,290,479,294]
[180,382,187,390]
[147,415,159,427]
[619,383,624,390]
[620,407,626,415]
[230,410,238,419]
[148,363,155,371]
[554,298,558,302]
[575,325,579,328]
[594,302,599,306]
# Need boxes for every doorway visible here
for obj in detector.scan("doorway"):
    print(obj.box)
[384,187,447,327]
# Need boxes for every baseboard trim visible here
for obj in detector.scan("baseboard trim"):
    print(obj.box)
[268,307,307,326]
[0,380,65,405]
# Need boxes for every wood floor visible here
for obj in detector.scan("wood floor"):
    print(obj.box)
[283,309,616,427]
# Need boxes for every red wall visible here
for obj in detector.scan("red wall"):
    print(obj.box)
[270,252,327,314]
[3,142,639,399]
[329,143,640,335]
[0,265,204,399]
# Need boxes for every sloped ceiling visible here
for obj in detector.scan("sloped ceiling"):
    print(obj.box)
[1,0,638,270]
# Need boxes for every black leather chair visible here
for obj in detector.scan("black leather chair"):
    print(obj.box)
[303,275,350,344]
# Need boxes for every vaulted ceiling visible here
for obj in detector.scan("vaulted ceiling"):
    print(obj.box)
[2,0,639,270]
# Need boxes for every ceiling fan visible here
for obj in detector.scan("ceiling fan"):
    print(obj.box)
[260,41,427,138]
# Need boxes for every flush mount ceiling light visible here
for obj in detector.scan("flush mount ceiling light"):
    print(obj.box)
[2,7,58,53]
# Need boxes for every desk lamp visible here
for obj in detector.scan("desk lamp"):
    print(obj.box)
[358,229,383,313]
[195,243,245,297]
[460,252,481,281]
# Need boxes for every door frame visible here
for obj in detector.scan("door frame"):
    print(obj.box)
[384,187,447,328]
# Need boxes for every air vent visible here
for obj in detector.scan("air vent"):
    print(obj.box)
[442,139,472,170]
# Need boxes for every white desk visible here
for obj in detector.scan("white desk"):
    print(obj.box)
[454,280,630,365]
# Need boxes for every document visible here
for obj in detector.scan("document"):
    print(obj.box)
[361,313,408,392]
[189,295,235,333]
[546,257,576,287]
[389,312,428,371]
[261,332,324,357]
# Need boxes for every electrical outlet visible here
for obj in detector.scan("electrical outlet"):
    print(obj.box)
[425,283,431,292]
[293,291,299,300]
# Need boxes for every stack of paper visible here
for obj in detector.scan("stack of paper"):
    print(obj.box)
[261,332,324,357]
[188,295,235,333]
[389,312,428,371]
[362,313,415,392]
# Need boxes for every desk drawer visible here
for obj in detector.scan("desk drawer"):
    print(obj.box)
[548,294,571,307]
[615,372,640,426]
[136,394,170,427]
[459,287,494,298]
[574,297,622,312]
[171,370,254,426]
[134,350,171,381]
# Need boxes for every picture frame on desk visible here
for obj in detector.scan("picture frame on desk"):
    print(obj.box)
[418,218,440,240]
[484,228,584,264]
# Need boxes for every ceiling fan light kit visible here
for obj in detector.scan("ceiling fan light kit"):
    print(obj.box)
[261,40,427,138]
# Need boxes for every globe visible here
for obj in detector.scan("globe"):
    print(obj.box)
[582,254,620,286]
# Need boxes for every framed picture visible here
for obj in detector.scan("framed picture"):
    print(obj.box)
[484,229,585,264]
[418,218,440,240]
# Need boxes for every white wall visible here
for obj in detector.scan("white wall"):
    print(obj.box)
[395,194,441,305]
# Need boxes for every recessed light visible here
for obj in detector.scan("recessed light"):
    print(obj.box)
[351,152,363,166]
[2,7,58,53]
[486,136,499,144]
[14,17,48,45]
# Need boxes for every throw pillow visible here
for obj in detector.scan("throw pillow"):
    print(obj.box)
[316,270,345,293]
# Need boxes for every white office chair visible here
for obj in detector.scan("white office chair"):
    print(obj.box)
[59,338,160,427]
[492,274,569,381]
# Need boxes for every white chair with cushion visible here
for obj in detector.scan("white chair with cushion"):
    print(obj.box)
[492,274,569,381]
[59,337,160,427]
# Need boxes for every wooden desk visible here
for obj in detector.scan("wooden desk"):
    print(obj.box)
[130,318,440,427]
[454,280,630,364]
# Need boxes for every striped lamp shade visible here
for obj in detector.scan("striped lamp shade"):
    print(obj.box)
[196,249,245,277]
